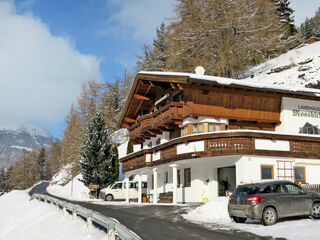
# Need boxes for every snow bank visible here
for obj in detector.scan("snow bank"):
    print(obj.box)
[0,191,106,240]
[50,163,73,185]
[183,197,230,224]
[47,173,93,201]
[245,41,320,88]
[183,197,320,240]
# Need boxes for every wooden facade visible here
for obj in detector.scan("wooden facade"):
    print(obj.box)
[121,131,320,172]
[119,72,320,173]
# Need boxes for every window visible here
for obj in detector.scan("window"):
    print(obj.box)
[156,138,161,145]
[165,171,168,184]
[152,174,154,190]
[261,165,274,180]
[215,125,221,131]
[299,122,320,135]
[184,168,191,187]
[274,184,287,193]
[295,167,306,184]
[198,124,203,133]
[177,170,181,188]
[184,126,188,135]
[112,183,122,189]
[193,124,197,134]
[209,124,214,132]
[285,183,304,194]
[124,182,136,189]
[148,141,152,148]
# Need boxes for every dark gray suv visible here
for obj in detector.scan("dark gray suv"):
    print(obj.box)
[228,180,320,225]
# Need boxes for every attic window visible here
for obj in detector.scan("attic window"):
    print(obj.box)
[299,122,319,135]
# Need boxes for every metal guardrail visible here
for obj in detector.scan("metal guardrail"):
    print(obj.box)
[31,193,141,240]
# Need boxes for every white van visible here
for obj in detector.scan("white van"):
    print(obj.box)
[99,181,147,201]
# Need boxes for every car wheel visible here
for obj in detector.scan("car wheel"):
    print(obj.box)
[311,203,320,219]
[262,207,277,226]
[105,194,114,201]
[232,216,247,223]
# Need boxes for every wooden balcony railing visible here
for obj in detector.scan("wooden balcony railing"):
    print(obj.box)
[120,131,320,173]
[129,102,184,142]
[206,137,254,153]
[291,140,320,157]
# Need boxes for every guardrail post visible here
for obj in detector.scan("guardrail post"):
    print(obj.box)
[107,224,116,240]
[62,202,67,216]
[72,208,77,220]
[87,212,93,229]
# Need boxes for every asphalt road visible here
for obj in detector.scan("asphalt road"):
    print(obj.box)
[31,182,274,240]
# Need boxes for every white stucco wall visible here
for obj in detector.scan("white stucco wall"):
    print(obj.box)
[276,97,320,133]
[177,141,204,154]
[117,141,128,159]
[179,117,228,128]
[235,156,295,185]
[255,139,290,151]
[143,131,170,149]
[146,154,151,163]
[153,151,161,161]
[133,144,141,152]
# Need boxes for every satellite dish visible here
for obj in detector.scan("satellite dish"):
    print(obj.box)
[195,66,205,75]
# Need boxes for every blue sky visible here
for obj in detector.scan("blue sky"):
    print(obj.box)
[1,0,320,139]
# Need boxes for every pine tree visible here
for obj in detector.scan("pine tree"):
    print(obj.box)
[274,0,297,36]
[0,168,5,194]
[300,8,320,41]
[137,22,168,71]
[80,111,118,188]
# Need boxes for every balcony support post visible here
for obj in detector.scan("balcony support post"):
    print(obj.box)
[153,168,158,204]
[138,174,142,204]
[125,177,129,203]
[169,164,178,204]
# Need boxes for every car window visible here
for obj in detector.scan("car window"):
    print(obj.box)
[112,183,122,189]
[234,186,259,196]
[285,183,303,194]
[142,182,147,188]
[274,184,288,193]
[129,182,136,189]
[260,184,277,193]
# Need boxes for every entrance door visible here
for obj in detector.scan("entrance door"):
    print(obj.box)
[218,166,236,196]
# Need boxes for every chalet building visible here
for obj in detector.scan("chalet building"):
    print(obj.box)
[118,71,320,204]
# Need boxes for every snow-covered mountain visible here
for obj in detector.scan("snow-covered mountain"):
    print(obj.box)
[0,123,53,169]
[244,41,320,88]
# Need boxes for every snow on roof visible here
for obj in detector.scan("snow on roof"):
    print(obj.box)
[244,41,320,89]
[139,66,320,97]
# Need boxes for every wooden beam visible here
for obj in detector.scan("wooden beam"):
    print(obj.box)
[134,94,150,101]
[177,84,184,90]
[124,117,136,123]
[174,121,183,125]
[121,123,130,128]
[133,84,153,117]
[147,130,157,136]
[149,129,162,134]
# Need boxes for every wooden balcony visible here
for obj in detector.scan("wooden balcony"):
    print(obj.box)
[129,102,184,143]
[120,131,320,173]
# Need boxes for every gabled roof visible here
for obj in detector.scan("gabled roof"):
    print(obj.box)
[118,71,320,128]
